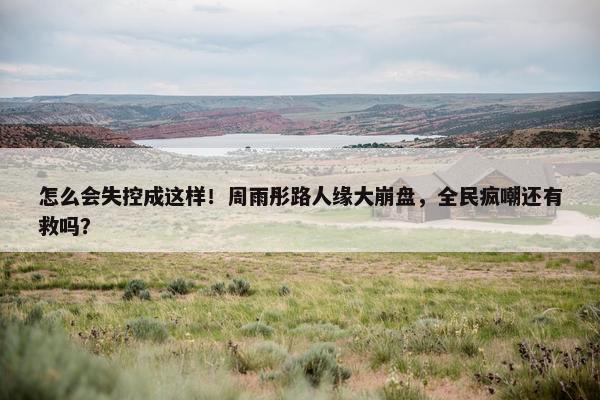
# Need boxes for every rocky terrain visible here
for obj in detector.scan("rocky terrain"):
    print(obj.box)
[400,128,600,148]
[483,128,600,148]
[1,93,600,140]
[0,124,139,148]
[125,107,335,139]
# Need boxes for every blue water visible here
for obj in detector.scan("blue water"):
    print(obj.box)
[135,133,436,156]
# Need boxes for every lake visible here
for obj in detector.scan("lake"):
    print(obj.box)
[134,133,436,156]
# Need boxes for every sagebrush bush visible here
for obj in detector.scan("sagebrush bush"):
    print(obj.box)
[575,260,595,271]
[368,329,404,367]
[290,322,348,341]
[240,322,274,337]
[123,279,149,300]
[228,278,251,296]
[578,301,600,322]
[167,278,191,295]
[210,282,226,295]
[44,308,73,325]
[0,320,121,400]
[0,318,254,400]
[25,303,44,325]
[126,317,169,342]
[381,368,430,400]
[138,289,151,301]
[228,341,288,373]
[476,341,600,400]
[278,285,291,296]
[247,341,288,370]
[282,342,351,387]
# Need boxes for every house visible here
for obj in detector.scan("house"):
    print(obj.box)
[373,154,557,223]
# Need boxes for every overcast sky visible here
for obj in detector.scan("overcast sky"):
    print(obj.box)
[1,0,599,97]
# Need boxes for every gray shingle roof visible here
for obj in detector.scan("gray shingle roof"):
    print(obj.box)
[394,154,556,198]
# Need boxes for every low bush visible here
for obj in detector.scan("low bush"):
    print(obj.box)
[475,341,600,399]
[125,317,169,343]
[290,322,348,341]
[44,308,73,325]
[210,281,226,295]
[278,285,291,296]
[167,278,192,295]
[545,259,569,269]
[381,368,430,400]
[282,342,351,387]
[0,318,252,400]
[228,341,288,373]
[137,289,151,300]
[123,279,149,300]
[240,322,274,337]
[578,301,600,323]
[0,320,121,399]
[228,278,251,296]
[25,303,45,325]
[575,260,595,271]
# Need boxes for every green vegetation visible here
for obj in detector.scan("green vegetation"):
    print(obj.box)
[575,259,596,271]
[126,317,169,342]
[227,277,252,296]
[0,252,598,399]
[123,279,150,300]
[167,277,192,295]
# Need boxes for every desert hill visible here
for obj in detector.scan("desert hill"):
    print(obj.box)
[484,128,600,148]
[0,124,139,148]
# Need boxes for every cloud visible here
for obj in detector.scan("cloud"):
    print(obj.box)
[192,3,230,14]
[0,0,598,96]
[378,62,477,84]
[0,63,80,80]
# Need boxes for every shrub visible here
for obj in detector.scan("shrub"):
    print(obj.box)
[138,289,151,301]
[368,329,404,367]
[578,301,600,323]
[210,281,226,295]
[382,369,430,400]
[545,260,563,269]
[247,341,288,370]
[126,317,169,342]
[575,260,595,271]
[282,343,351,387]
[278,284,291,296]
[31,272,43,282]
[240,322,274,337]
[0,320,121,399]
[227,340,251,374]
[2,265,10,281]
[44,308,73,325]
[228,341,288,373]
[25,303,44,325]
[1,318,248,400]
[228,278,251,296]
[290,322,348,341]
[476,341,600,400]
[167,278,191,295]
[123,279,148,300]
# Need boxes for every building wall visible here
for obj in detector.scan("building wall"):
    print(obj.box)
[372,171,557,222]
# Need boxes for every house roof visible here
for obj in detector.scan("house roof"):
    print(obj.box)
[393,174,445,199]
[394,154,556,199]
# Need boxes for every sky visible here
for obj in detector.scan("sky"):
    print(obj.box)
[0,0,599,97]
